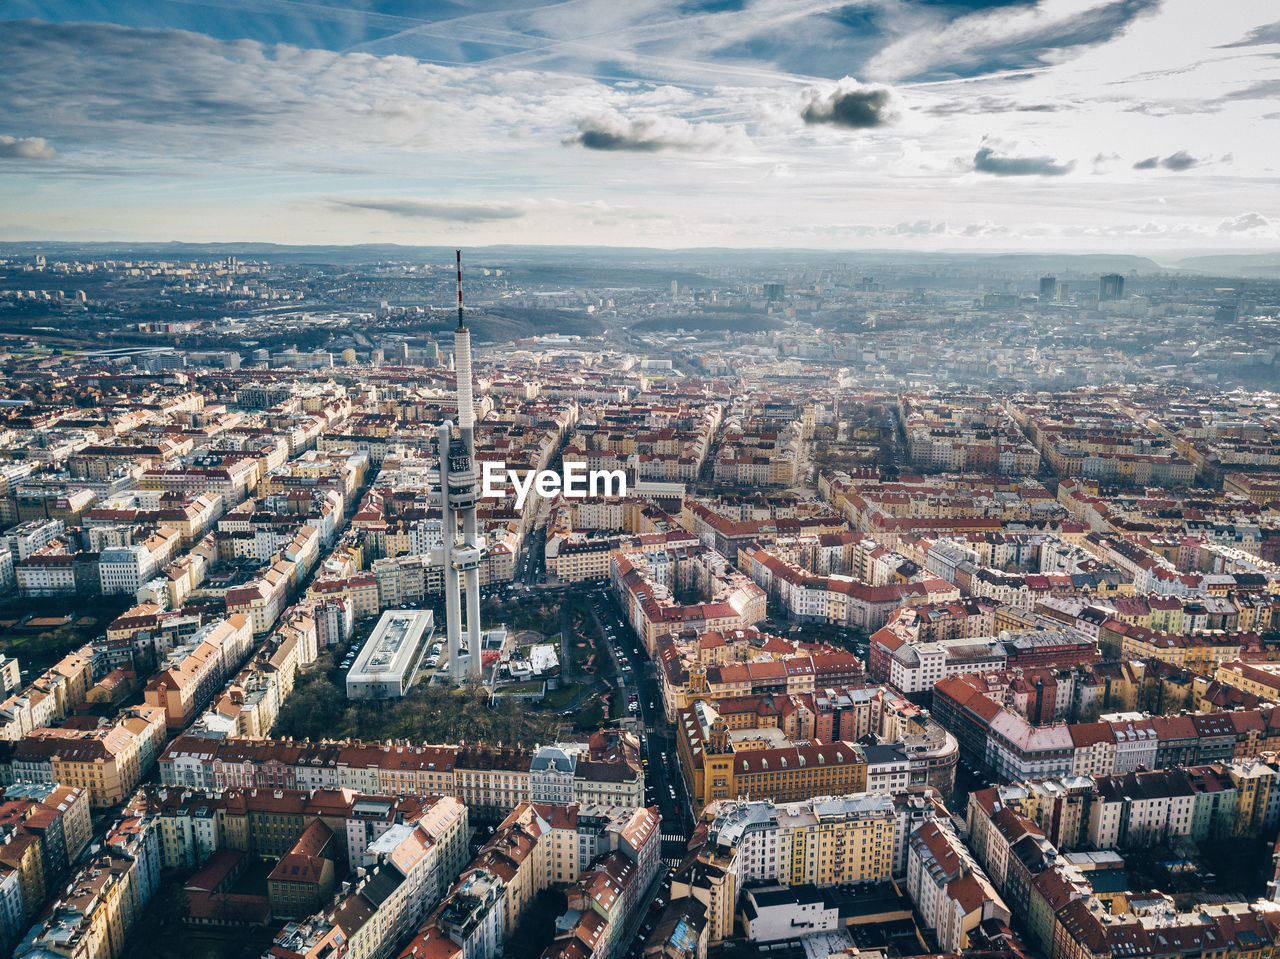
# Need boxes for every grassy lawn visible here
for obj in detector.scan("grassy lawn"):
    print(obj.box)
[509,602,561,634]
[230,858,274,898]
[543,682,585,710]
[0,595,134,673]
[0,626,87,672]
[568,637,592,669]
[576,700,605,728]
[561,595,615,682]
[273,654,563,746]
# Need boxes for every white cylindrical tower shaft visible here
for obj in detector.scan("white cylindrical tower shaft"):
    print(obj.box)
[455,250,475,434]
[455,326,475,433]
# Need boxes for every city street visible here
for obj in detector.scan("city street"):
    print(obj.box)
[586,589,693,866]
[518,524,547,586]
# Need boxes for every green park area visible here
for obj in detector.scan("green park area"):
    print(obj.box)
[273,649,563,745]
[0,595,135,673]
[270,590,628,746]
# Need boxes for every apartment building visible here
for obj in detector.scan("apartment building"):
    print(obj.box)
[263,798,467,959]
[158,730,644,815]
[397,799,659,959]
[10,706,167,808]
[0,782,92,921]
[700,791,932,890]
[933,672,1280,783]
[15,815,161,959]
[612,546,767,649]
[906,820,1010,953]
[143,614,254,730]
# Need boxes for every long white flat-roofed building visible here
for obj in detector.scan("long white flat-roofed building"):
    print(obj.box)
[346,608,434,699]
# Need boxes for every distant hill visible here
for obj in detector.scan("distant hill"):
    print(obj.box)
[1172,253,1280,279]
[963,253,1163,273]
[415,305,604,343]
[0,241,1184,277]
[476,308,604,342]
[630,312,781,334]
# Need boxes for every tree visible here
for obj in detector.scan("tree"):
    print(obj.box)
[126,883,190,959]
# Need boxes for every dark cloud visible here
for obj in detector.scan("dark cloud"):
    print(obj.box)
[0,135,56,159]
[1133,151,1199,171]
[1218,78,1280,102]
[563,114,738,152]
[1159,150,1197,171]
[1218,22,1280,48]
[801,85,893,129]
[973,146,1074,176]
[570,125,668,152]
[330,198,525,222]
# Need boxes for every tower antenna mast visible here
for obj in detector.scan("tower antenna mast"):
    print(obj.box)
[456,249,465,330]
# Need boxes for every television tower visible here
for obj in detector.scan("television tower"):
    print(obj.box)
[439,250,484,682]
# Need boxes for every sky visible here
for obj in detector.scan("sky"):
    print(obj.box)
[1,0,1279,253]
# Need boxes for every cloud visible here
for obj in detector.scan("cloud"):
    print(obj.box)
[961,221,1011,238]
[800,81,894,129]
[1159,150,1197,171]
[0,8,1275,250]
[1217,78,1280,103]
[892,220,947,235]
[1132,151,1200,171]
[0,135,56,160]
[563,112,743,152]
[330,198,526,222]
[926,96,1062,116]
[1218,22,1280,48]
[328,196,675,226]
[1092,152,1121,174]
[0,20,463,163]
[973,146,1074,176]
[1125,100,1223,118]
[1218,212,1271,233]
[866,0,1163,81]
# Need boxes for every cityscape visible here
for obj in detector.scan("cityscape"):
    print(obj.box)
[5,3,1280,959]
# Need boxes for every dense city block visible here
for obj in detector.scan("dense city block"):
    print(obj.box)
[4,247,1280,959]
